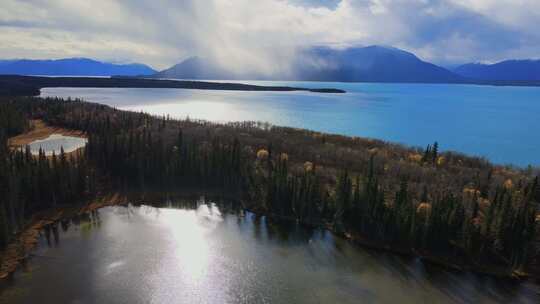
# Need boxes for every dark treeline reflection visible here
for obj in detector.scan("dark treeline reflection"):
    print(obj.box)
[42,200,325,252]
[0,96,538,278]
[3,201,538,304]
[40,209,101,248]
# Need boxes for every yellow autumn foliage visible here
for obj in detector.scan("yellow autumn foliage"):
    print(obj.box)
[304,161,314,172]
[256,149,269,160]
[463,187,480,196]
[436,156,445,166]
[313,133,323,140]
[408,153,422,163]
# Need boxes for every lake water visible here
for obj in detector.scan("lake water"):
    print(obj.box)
[41,82,540,167]
[27,134,88,156]
[1,202,538,304]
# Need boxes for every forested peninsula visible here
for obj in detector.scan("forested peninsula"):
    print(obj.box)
[0,96,539,281]
[0,75,345,96]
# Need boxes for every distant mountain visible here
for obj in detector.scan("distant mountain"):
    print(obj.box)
[291,45,462,83]
[453,60,540,81]
[0,58,156,76]
[151,57,233,80]
[152,45,463,83]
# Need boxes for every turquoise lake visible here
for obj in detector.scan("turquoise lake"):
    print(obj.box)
[41,82,540,167]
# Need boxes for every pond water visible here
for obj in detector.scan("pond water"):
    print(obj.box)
[1,201,538,304]
[27,134,87,156]
[41,82,540,167]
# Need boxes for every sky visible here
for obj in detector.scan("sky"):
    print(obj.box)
[1,0,539,73]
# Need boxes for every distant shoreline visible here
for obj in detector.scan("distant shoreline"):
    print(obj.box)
[2,75,540,98]
[0,75,346,96]
[142,75,540,87]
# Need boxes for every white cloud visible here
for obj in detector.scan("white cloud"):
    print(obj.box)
[0,0,539,72]
[450,0,540,31]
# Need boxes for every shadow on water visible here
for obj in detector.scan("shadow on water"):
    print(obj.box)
[259,216,317,244]
[356,244,539,304]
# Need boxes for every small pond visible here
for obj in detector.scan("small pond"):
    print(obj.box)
[27,134,87,156]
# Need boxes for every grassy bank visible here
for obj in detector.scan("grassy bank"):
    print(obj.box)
[7,119,86,148]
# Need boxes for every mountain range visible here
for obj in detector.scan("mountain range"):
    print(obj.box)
[452,60,540,81]
[152,46,539,83]
[0,58,156,76]
[290,46,462,83]
[1,47,539,83]
[151,46,463,83]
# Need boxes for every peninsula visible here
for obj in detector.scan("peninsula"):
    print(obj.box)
[0,75,345,96]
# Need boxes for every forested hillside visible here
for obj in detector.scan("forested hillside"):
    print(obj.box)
[0,96,538,277]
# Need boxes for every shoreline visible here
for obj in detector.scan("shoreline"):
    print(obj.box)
[7,119,86,148]
[244,206,538,281]
[0,189,243,281]
[0,193,129,280]
[1,192,537,284]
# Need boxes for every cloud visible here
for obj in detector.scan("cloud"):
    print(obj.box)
[0,0,539,73]
[449,0,540,31]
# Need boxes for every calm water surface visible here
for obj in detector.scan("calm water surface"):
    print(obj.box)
[1,202,538,304]
[27,134,87,155]
[42,82,540,167]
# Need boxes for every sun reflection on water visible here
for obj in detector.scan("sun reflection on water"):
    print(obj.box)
[141,203,223,283]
